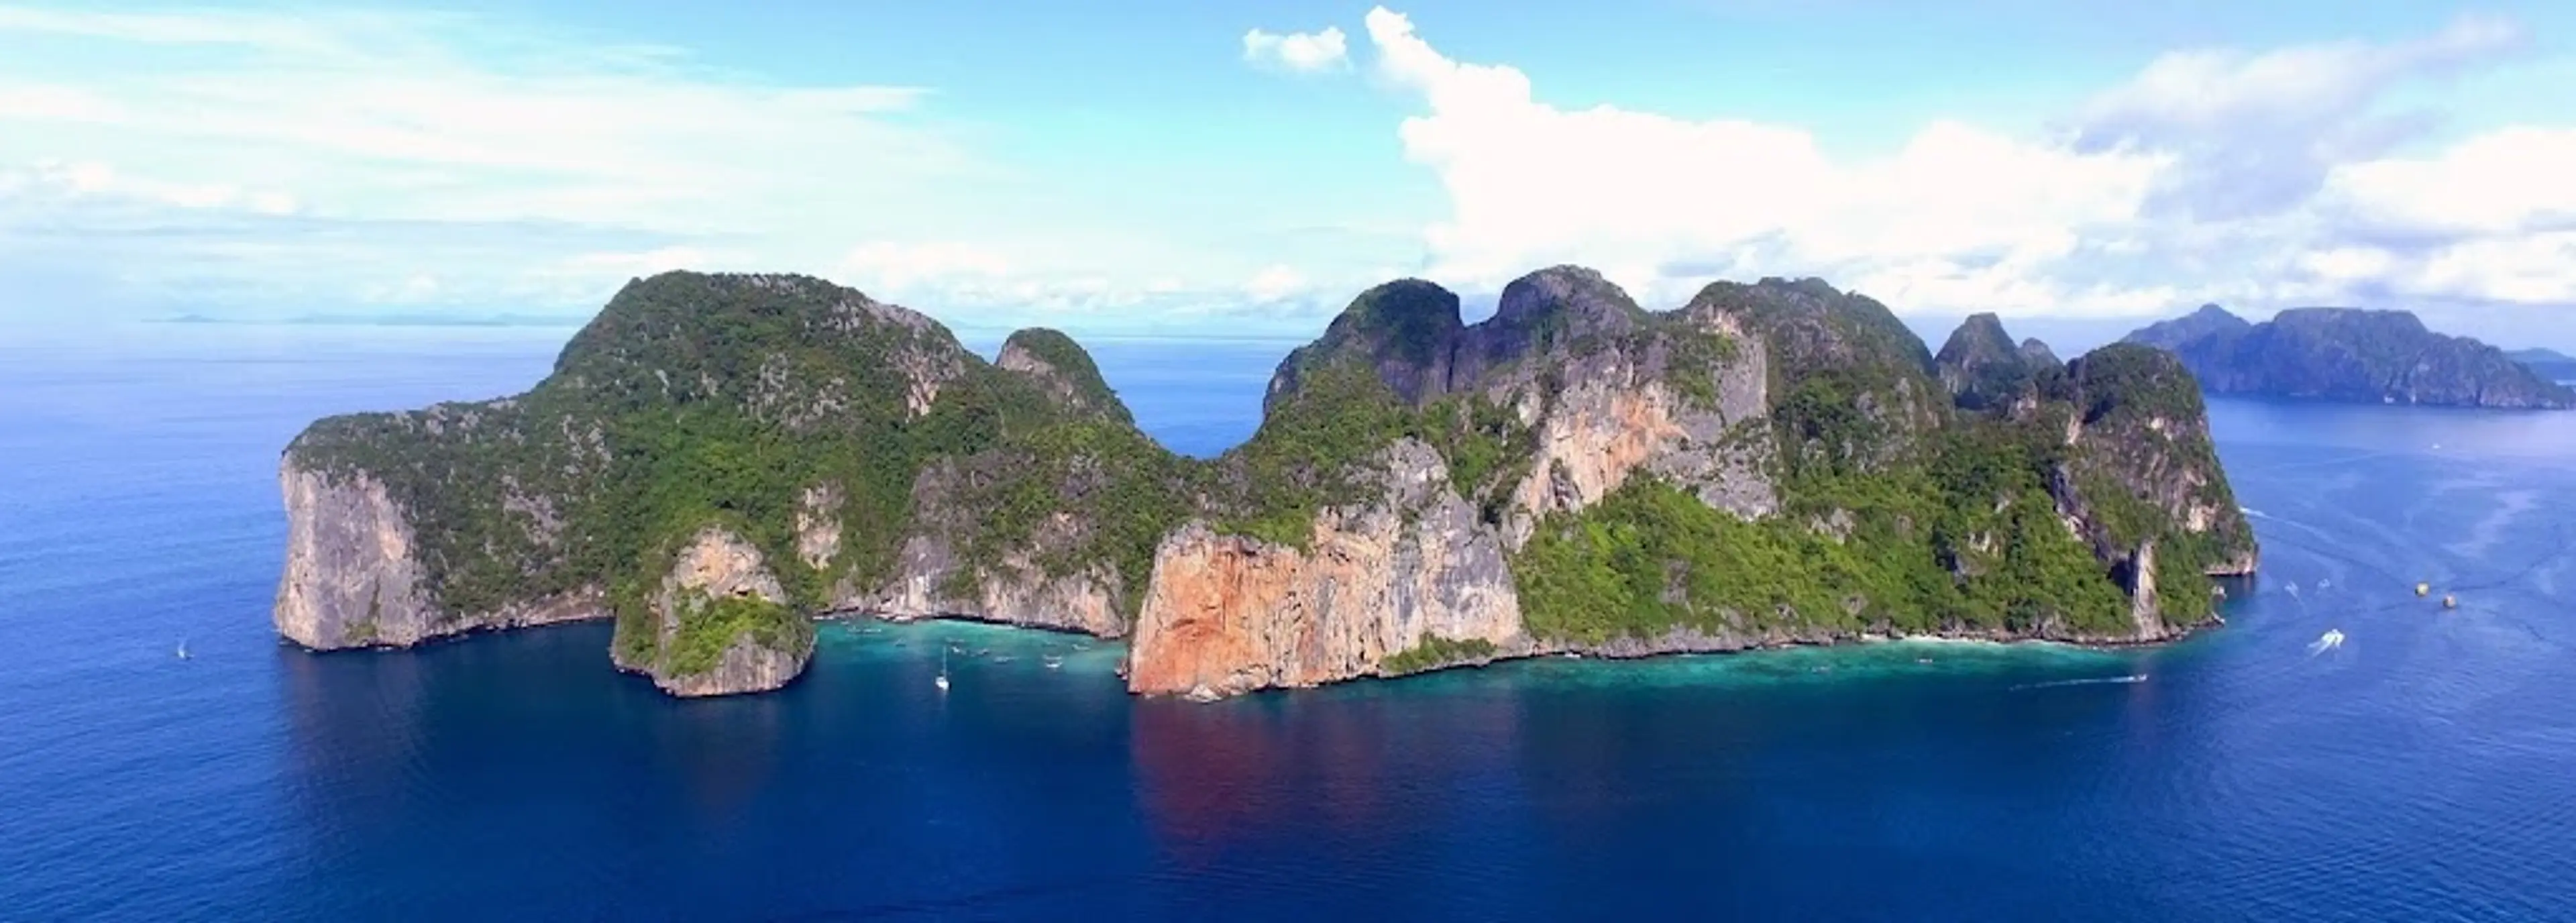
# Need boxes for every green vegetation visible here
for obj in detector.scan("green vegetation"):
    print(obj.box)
[1001,327,1134,425]
[1381,635,1499,675]
[1509,305,2229,644]
[936,415,1196,614]
[1208,358,1546,546]
[663,592,812,677]
[1658,325,1743,411]
[1342,278,1462,367]
[1513,415,2142,645]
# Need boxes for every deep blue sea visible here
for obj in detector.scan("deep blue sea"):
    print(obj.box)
[5,323,2575,921]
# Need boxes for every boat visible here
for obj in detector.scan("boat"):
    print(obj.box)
[2443,594,2458,610]
[2416,582,2430,597]
[175,641,190,660]
[934,648,951,692]
[1042,655,1063,670]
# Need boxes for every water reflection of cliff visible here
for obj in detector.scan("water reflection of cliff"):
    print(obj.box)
[276,623,787,875]
[1128,684,1530,862]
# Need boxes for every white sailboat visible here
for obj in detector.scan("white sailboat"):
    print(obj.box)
[934,647,951,692]
[175,640,190,660]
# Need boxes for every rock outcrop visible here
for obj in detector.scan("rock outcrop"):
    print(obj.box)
[276,457,604,649]
[610,528,811,696]
[2123,305,2572,409]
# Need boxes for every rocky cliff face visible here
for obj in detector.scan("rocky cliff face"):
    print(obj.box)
[2051,342,2260,637]
[1127,441,1521,698]
[2124,305,2572,409]
[275,455,604,649]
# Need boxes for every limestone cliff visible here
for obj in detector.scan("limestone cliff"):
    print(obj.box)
[1127,441,1521,698]
[274,459,603,648]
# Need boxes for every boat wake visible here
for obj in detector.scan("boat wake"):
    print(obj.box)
[2307,629,2347,656]
[2013,674,2149,691]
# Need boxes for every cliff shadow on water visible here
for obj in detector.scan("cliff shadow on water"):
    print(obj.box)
[274,268,2257,698]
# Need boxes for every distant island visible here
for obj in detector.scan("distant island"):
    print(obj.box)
[2124,305,2572,409]
[151,312,587,327]
[2510,348,2576,383]
[274,269,2257,698]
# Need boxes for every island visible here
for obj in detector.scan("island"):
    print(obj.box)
[275,268,2258,698]
[2124,304,2572,409]
[2509,348,2576,383]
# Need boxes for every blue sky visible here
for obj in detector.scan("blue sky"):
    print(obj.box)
[3,1,2573,343]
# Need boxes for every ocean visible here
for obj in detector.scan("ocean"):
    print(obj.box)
[3,323,2573,921]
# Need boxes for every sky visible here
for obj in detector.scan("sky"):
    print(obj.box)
[3,1,2573,344]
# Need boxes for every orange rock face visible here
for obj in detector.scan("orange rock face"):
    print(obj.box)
[1126,442,1526,698]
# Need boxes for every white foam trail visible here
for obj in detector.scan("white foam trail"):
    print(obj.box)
[2242,506,2267,518]
[2285,581,2301,598]
[2316,578,2331,590]
[2306,629,2346,656]
[2013,674,2149,691]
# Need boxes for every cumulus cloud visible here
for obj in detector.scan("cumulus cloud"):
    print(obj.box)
[1359,5,2163,314]
[1352,5,2572,319]
[1244,26,1349,73]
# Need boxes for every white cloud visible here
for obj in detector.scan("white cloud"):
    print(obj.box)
[840,241,1016,292]
[1244,26,1349,73]
[0,5,990,316]
[1243,264,1308,302]
[2413,232,2576,305]
[2067,15,2527,221]
[2325,127,2576,236]
[0,159,302,213]
[1359,6,2163,314]
[1354,5,2576,319]
[2074,16,2521,138]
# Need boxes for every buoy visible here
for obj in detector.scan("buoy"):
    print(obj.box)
[2443,594,2457,610]
[2415,582,2430,597]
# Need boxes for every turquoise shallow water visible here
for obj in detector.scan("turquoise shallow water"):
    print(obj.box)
[3,324,2573,920]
